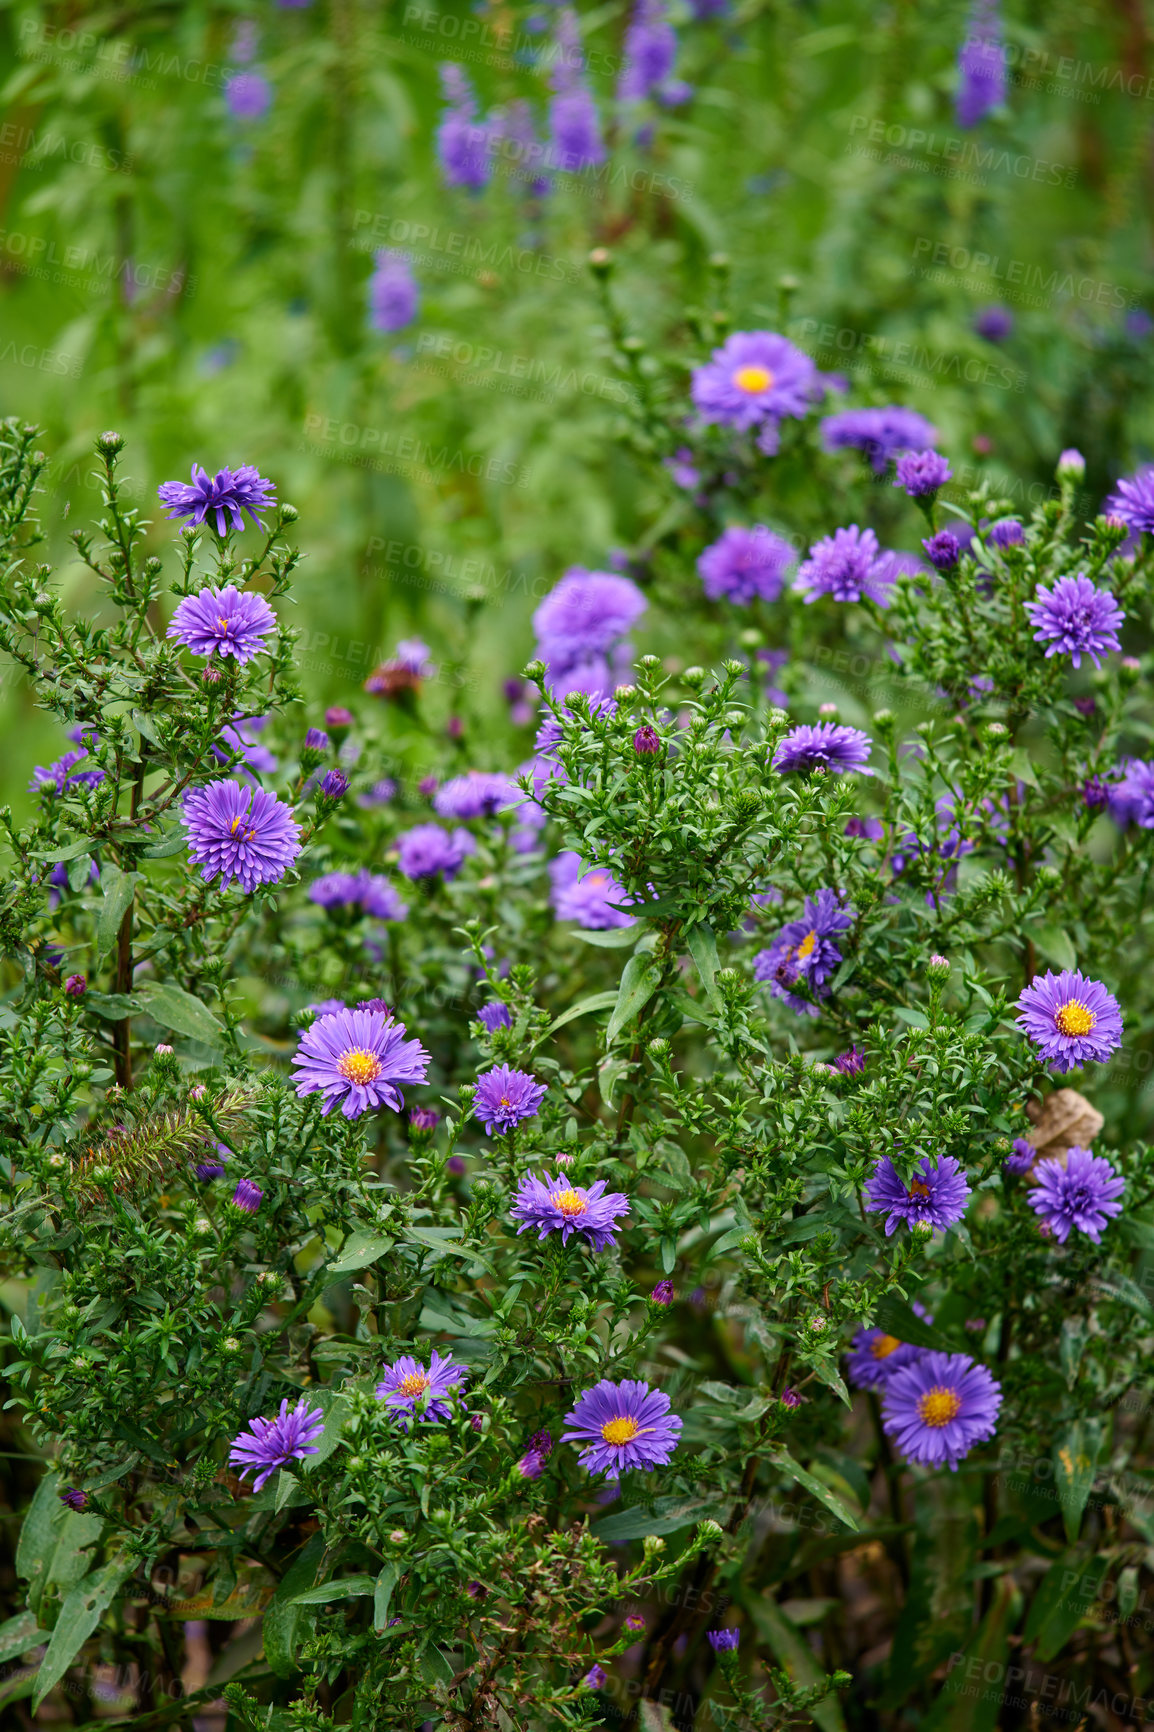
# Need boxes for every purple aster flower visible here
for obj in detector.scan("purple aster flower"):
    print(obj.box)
[517,1447,548,1480]
[477,1002,512,1032]
[167,585,277,664]
[882,1351,1002,1470]
[549,10,605,170]
[437,64,491,189]
[433,771,520,819]
[923,530,961,570]
[304,728,330,754]
[973,303,1013,341]
[325,706,354,729]
[772,722,873,776]
[1028,1145,1124,1244]
[157,464,276,536]
[835,1045,866,1074]
[821,406,938,474]
[292,1007,430,1119]
[29,747,105,795]
[691,331,816,434]
[395,823,475,881]
[846,1325,924,1390]
[1015,969,1123,1072]
[375,1348,466,1426]
[228,1398,324,1491]
[956,0,1006,127]
[369,250,418,333]
[549,852,635,929]
[583,1664,608,1691]
[213,717,277,779]
[698,524,795,604]
[864,1154,972,1236]
[64,973,87,997]
[707,1629,740,1653]
[320,769,349,799]
[894,451,952,498]
[1025,575,1124,670]
[651,1279,674,1304]
[1111,760,1154,827]
[618,0,678,100]
[780,1387,802,1409]
[634,724,662,755]
[987,518,1023,547]
[794,525,897,608]
[409,1106,440,1133]
[308,869,408,921]
[533,569,647,671]
[1104,467,1154,535]
[753,888,854,1018]
[511,1171,631,1250]
[226,71,272,121]
[561,1378,682,1479]
[231,1179,263,1213]
[844,816,884,841]
[1005,1137,1036,1175]
[473,1065,547,1134]
[1083,776,1112,812]
[59,1488,89,1511]
[182,780,301,892]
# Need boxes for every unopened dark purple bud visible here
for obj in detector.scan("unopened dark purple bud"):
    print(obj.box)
[634,724,662,755]
[325,707,354,729]
[60,1487,89,1510]
[447,1155,466,1174]
[231,1178,263,1213]
[64,973,87,997]
[446,716,463,740]
[779,1387,802,1409]
[409,1107,440,1131]
[1083,777,1111,811]
[922,530,960,571]
[1073,696,1096,718]
[305,728,330,751]
[419,775,439,797]
[356,998,391,1015]
[651,1279,674,1304]
[320,769,349,798]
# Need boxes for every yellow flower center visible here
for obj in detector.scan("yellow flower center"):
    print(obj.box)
[588,873,608,888]
[553,1188,587,1216]
[1054,998,1095,1037]
[733,364,773,394]
[601,1417,640,1446]
[228,815,257,841]
[337,1048,384,1086]
[795,929,818,961]
[398,1371,429,1399]
[870,1333,901,1360]
[917,1386,962,1428]
[217,615,231,632]
[908,1179,931,1200]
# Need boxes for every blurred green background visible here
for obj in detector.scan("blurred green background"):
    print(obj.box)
[0,0,1152,802]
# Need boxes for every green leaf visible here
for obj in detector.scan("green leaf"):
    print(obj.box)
[274,1469,298,1514]
[919,1574,1020,1732]
[1054,1419,1104,1544]
[770,1449,859,1531]
[262,1532,327,1679]
[597,1056,631,1109]
[406,1224,497,1276]
[1034,924,1077,973]
[30,838,94,863]
[590,1496,726,1545]
[373,1563,399,1632]
[545,990,619,1036]
[291,1574,376,1605]
[16,1472,62,1585]
[605,952,662,1046]
[573,925,640,948]
[893,1007,929,1029]
[873,1295,951,1352]
[139,830,188,860]
[685,923,723,1012]
[95,866,140,960]
[0,1611,48,1664]
[33,1556,134,1712]
[418,1643,454,1686]
[326,1232,393,1277]
[1022,1548,1105,1660]
[133,981,224,1045]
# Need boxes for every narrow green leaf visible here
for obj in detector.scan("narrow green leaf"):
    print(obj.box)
[139,830,188,860]
[274,1469,298,1514]
[545,990,619,1036]
[291,1574,376,1606]
[33,1556,134,1712]
[326,1232,393,1277]
[573,925,640,949]
[685,923,723,1012]
[30,839,94,863]
[591,1496,726,1545]
[95,868,139,960]
[373,1563,399,1632]
[133,981,224,1045]
[873,1296,951,1352]
[1034,925,1077,973]
[0,1611,47,1664]
[605,953,663,1046]
[919,1574,1020,1732]
[1054,1419,1104,1544]
[262,1532,327,1679]
[770,1448,859,1531]
[743,1594,846,1732]
[597,1056,631,1109]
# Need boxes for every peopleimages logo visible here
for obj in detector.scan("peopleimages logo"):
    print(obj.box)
[910,238,1136,309]
[848,117,1075,186]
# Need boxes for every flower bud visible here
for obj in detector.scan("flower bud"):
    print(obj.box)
[64,973,87,997]
[642,1534,666,1559]
[95,430,125,456]
[1056,448,1085,481]
[522,659,546,683]
[926,953,950,982]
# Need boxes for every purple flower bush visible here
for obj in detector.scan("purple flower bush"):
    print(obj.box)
[5,337,1154,1728]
